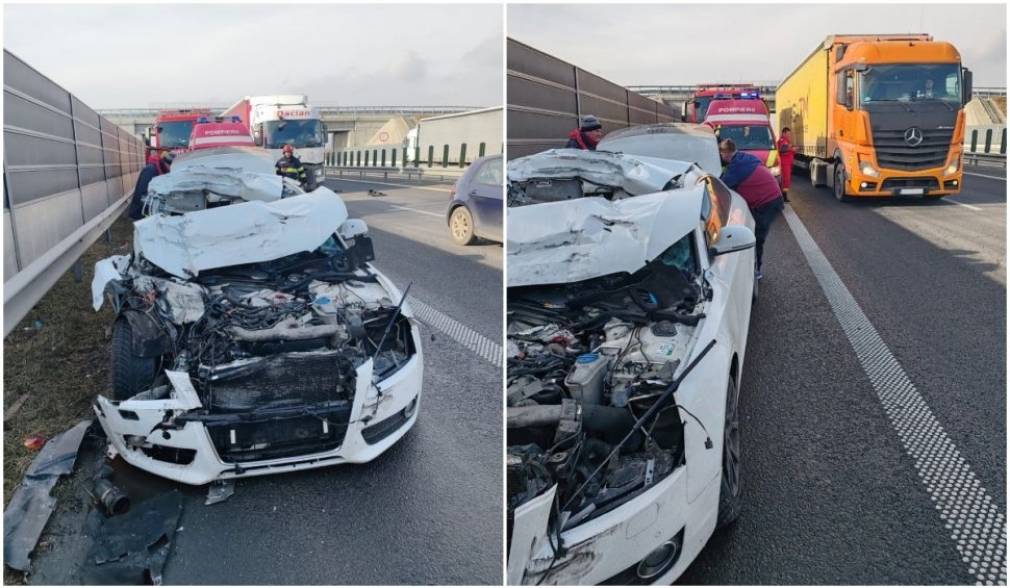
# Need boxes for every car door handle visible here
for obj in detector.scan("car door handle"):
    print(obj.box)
[469,190,479,197]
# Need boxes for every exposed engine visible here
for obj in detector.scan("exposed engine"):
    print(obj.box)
[107,236,414,413]
[506,237,707,542]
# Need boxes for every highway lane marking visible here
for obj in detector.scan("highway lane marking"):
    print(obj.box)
[965,171,1007,181]
[325,176,453,193]
[944,198,984,212]
[391,205,444,218]
[408,296,502,368]
[782,205,1007,585]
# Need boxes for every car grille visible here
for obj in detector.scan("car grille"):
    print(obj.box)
[206,403,352,463]
[872,128,953,171]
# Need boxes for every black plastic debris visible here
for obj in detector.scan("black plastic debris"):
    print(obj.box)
[204,479,235,506]
[367,188,387,197]
[80,490,184,585]
[3,419,91,571]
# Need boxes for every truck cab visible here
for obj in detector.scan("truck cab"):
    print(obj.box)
[704,97,780,180]
[146,109,214,160]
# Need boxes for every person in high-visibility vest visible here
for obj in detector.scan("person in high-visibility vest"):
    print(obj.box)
[275,144,306,184]
[776,127,795,203]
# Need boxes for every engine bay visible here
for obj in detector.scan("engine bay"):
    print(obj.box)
[506,234,707,541]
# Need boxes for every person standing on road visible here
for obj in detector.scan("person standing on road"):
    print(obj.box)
[777,127,795,203]
[565,115,604,150]
[276,144,306,184]
[128,151,173,220]
[719,138,784,280]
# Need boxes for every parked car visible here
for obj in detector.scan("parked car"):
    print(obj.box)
[506,148,756,585]
[92,147,423,485]
[447,154,503,245]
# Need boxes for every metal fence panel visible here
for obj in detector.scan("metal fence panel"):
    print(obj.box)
[506,38,677,160]
[3,49,146,335]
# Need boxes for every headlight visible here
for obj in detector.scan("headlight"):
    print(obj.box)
[858,156,879,177]
[769,165,781,177]
[945,155,961,176]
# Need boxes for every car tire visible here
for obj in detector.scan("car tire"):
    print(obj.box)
[110,317,157,401]
[449,206,477,246]
[717,373,742,529]
[833,162,850,202]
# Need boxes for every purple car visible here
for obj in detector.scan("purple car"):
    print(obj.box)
[446,154,503,245]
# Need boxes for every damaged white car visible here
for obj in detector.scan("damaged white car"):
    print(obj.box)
[506,148,756,585]
[92,147,423,485]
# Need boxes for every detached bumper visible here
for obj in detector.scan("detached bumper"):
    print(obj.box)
[94,330,424,486]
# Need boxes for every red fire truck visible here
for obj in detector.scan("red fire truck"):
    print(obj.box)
[145,109,214,161]
[681,85,762,123]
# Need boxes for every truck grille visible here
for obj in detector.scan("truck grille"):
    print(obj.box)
[872,128,953,171]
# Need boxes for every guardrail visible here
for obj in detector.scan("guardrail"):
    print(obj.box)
[325,166,463,183]
[964,152,1007,168]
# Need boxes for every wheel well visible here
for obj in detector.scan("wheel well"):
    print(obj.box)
[447,202,465,225]
[729,353,739,385]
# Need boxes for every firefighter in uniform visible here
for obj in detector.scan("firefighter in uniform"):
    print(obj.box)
[276,144,306,184]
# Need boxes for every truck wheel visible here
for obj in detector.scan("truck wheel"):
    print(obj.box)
[110,318,157,401]
[449,206,476,245]
[833,163,850,202]
[717,374,743,528]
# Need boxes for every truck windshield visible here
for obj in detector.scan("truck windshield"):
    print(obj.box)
[860,64,961,104]
[265,119,325,149]
[157,121,194,148]
[716,125,774,150]
[694,96,714,121]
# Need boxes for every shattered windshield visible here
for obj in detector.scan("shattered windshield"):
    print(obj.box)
[265,119,325,149]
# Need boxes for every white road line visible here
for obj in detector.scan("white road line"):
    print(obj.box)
[391,205,444,218]
[965,171,1007,181]
[325,175,453,193]
[782,205,1007,585]
[408,296,502,368]
[945,198,984,212]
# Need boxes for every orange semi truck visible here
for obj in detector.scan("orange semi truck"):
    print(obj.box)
[776,34,972,201]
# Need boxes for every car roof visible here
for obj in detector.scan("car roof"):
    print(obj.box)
[603,122,716,141]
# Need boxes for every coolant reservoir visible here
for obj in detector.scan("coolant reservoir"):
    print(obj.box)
[565,353,609,405]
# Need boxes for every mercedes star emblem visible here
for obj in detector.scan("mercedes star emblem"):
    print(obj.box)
[904,127,924,146]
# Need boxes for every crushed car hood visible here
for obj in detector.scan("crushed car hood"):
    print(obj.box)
[134,188,348,278]
[507,187,704,287]
[508,149,693,195]
[149,147,283,204]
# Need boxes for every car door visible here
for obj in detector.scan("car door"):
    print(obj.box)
[468,156,503,241]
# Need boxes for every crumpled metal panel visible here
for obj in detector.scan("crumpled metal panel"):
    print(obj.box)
[133,189,348,278]
[3,419,91,571]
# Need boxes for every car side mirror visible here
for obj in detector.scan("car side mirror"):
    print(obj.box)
[338,218,369,240]
[709,225,756,257]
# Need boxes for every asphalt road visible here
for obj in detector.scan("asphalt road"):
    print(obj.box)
[679,165,1007,584]
[146,178,501,584]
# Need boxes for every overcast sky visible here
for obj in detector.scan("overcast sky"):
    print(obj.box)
[4,4,502,109]
[509,4,1006,86]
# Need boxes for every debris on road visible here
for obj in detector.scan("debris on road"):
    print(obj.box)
[3,420,91,572]
[79,490,183,585]
[21,435,46,451]
[204,480,235,506]
[368,188,387,197]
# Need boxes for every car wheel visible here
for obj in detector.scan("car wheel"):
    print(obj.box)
[833,162,850,202]
[449,206,476,245]
[717,374,742,528]
[110,317,157,401]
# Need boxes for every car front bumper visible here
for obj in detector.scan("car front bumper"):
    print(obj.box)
[94,328,424,486]
[509,466,721,585]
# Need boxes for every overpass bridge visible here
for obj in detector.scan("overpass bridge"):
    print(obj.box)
[98,105,479,151]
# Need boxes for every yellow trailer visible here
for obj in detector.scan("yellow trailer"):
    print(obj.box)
[776,35,972,201]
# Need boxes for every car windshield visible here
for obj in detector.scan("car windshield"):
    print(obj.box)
[716,125,774,150]
[860,63,961,104]
[265,119,325,149]
[157,121,194,149]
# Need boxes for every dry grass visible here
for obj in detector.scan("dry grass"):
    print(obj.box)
[3,214,134,508]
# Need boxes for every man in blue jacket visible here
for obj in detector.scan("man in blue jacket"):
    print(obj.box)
[128,151,173,220]
[719,139,783,279]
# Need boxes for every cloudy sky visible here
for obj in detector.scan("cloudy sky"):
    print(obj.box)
[4,4,503,109]
[509,4,1006,86]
